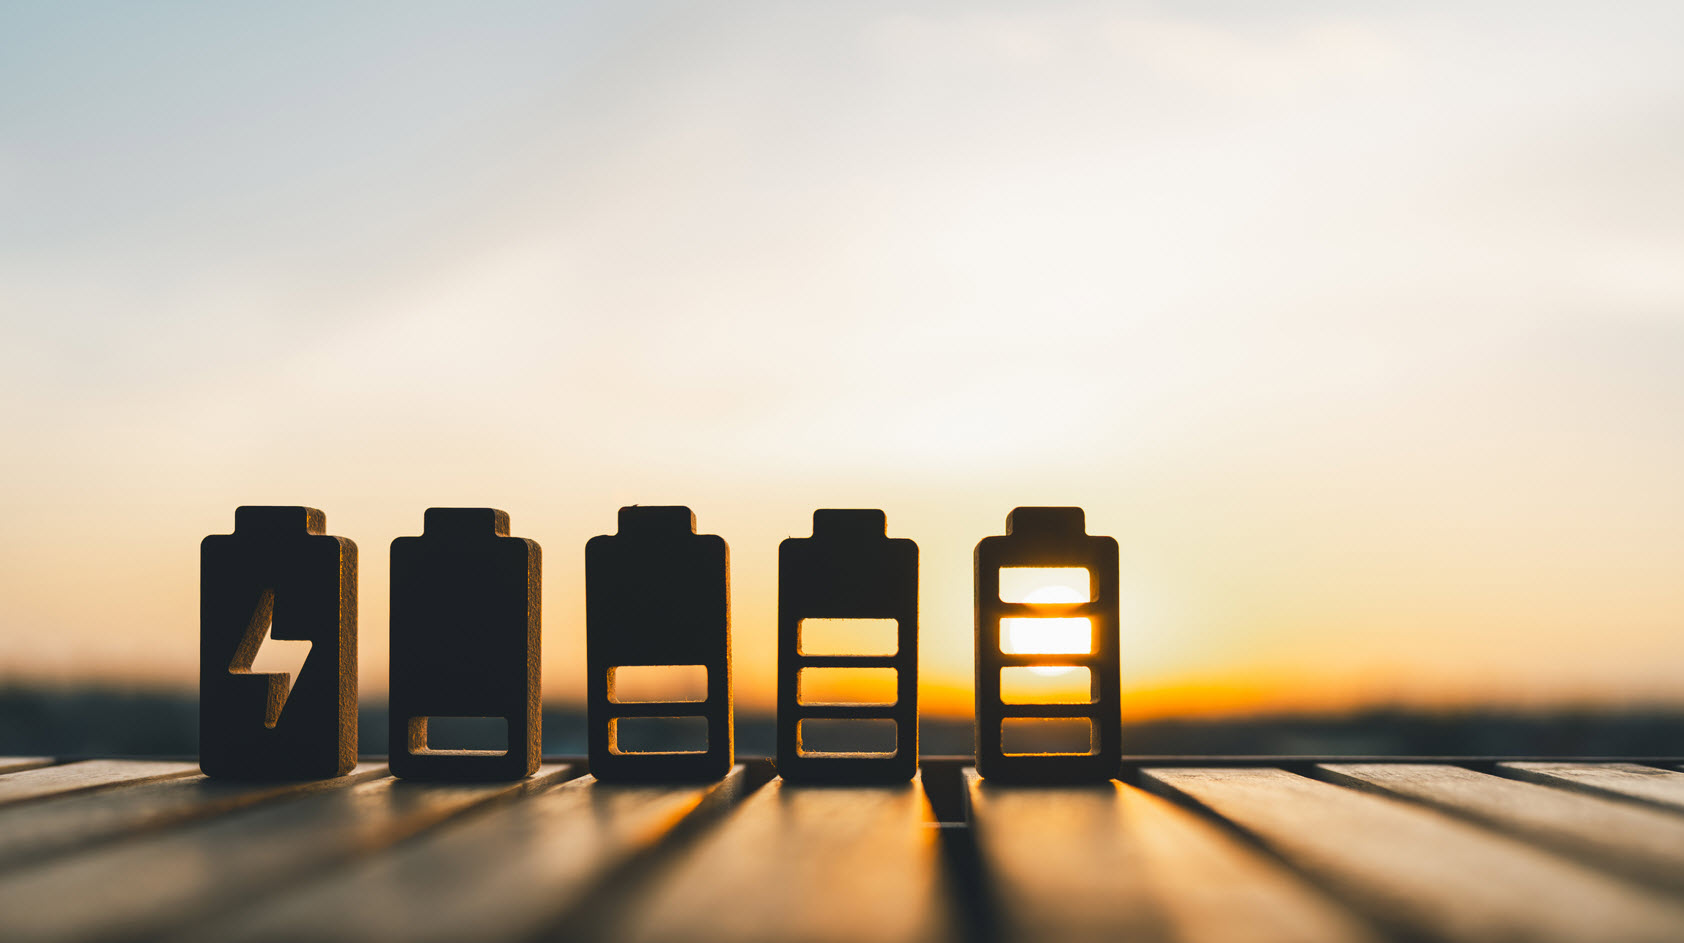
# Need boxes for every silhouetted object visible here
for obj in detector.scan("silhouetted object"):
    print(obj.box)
[200,506,357,779]
[975,507,1120,781]
[389,508,541,781]
[586,506,733,781]
[778,509,919,783]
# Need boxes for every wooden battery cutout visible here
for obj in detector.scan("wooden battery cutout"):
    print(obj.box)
[586,506,732,781]
[200,506,357,780]
[778,509,919,783]
[975,507,1120,782]
[389,508,541,781]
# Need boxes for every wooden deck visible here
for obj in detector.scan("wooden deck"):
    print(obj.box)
[5,757,1684,942]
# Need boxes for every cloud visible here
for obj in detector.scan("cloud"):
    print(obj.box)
[869,8,1405,97]
[1105,17,1404,96]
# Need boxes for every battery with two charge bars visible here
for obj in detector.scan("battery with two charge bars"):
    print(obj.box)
[586,506,733,781]
[778,509,919,783]
[388,508,541,781]
[975,506,1120,782]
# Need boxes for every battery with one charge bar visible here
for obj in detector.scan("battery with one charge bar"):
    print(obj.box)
[388,508,541,781]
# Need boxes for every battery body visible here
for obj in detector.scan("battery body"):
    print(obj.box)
[200,505,357,780]
[389,508,541,781]
[974,507,1120,782]
[586,506,732,781]
[778,509,919,783]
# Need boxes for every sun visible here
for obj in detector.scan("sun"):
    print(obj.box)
[1002,583,1091,676]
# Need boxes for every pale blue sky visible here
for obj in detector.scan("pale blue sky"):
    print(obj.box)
[2,2,1682,713]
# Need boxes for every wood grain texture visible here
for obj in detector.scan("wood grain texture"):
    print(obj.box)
[590,776,953,943]
[965,770,1377,943]
[0,759,197,806]
[11,758,1684,942]
[186,767,748,943]
[1499,762,1684,811]
[0,765,571,943]
[0,763,385,872]
[1144,766,1684,943]
[1321,763,1684,894]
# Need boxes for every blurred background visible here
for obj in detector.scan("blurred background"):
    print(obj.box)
[2,1,1681,756]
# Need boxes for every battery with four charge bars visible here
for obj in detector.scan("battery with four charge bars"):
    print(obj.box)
[388,508,542,781]
[778,509,919,783]
[586,506,733,781]
[974,506,1120,782]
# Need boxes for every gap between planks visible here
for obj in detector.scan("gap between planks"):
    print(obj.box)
[0,759,199,807]
[183,767,752,943]
[1497,761,1684,812]
[0,764,577,943]
[0,762,388,873]
[562,773,954,943]
[963,768,1380,943]
[1142,765,1684,943]
[1317,762,1684,896]
[12,759,1684,943]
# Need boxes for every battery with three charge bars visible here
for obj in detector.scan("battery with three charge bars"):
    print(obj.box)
[974,506,1120,782]
[200,505,357,780]
[778,509,919,783]
[388,508,541,781]
[586,506,732,781]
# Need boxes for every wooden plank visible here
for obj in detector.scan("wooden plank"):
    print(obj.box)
[0,759,197,806]
[0,763,386,872]
[592,775,954,943]
[184,767,749,943]
[0,757,55,775]
[1499,762,1684,811]
[1143,766,1684,943]
[964,769,1377,943]
[1321,763,1684,895]
[0,765,572,943]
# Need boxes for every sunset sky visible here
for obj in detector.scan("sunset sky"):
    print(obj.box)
[2,1,1682,718]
